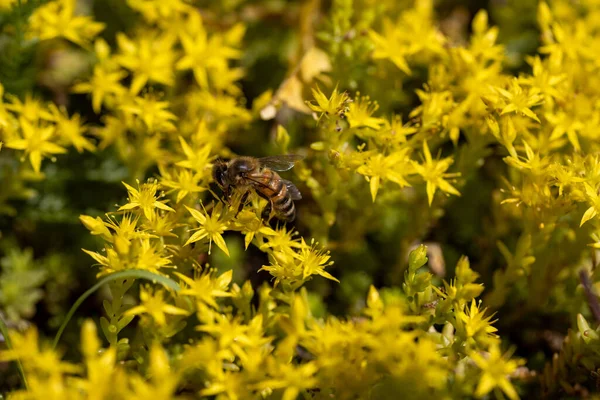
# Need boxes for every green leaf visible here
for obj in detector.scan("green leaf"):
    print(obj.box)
[52,270,180,350]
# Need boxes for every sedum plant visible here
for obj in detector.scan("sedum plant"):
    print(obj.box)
[1,0,600,398]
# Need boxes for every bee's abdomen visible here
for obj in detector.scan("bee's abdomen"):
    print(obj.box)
[273,186,296,221]
[258,170,295,221]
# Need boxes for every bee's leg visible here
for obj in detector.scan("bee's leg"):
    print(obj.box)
[254,191,271,222]
[261,201,273,223]
[236,190,250,217]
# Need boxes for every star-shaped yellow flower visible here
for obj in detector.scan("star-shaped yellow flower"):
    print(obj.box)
[4,117,67,174]
[118,179,175,220]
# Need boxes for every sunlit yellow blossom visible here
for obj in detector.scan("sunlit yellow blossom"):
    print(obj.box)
[368,0,445,75]
[129,343,181,399]
[120,94,177,133]
[93,115,127,150]
[196,313,262,354]
[127,0,192,23]
[0,0,18,10]
[83,247,126,274]
[73,320,117,400]
[174,269,232,308]
[504,140,548,172]
[346,94,385,130]
[133,238,174,273]
[186,90,252,123]
[4,117,67,174]
[259,225,302,252]
[72,65,127,113]
[295,238,338,282]
[412,141,461,205]
[141,211,180,238]
[115,32,176,94]
[118,179,175,220]
[176,11,242,88]
[27,0,105,47]
[305,84,350,119]
[79,215,112,241]
[176,134,213,173]
[357,149,413,202]
[4,93,54,122]
[49,104,95,153]
[0,327,80,376]
[255,359,318,400]
[124,286,188,326]
[495,78,544,123]
[379,115,418,145]
[471,343,524,400]
[184,202,231,256]
[232,209,277,249]
[368,19,412,74]
[580,183,600,226]
[518,55,565,101]
[456,299,498,342]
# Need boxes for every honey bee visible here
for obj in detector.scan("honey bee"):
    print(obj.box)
[212,154,304,222]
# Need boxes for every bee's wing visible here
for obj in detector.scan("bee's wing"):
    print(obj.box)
[282,179,302,200]
[258,155,304,171]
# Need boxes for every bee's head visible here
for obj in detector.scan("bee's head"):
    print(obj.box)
[212,158,229,189]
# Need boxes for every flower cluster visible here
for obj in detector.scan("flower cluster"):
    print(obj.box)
[2,0,600,398]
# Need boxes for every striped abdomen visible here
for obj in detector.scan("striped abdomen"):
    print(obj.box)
[248,168,296,221]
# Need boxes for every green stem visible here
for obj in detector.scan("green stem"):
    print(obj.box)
[0,313,29,390]
[52,270,180,350]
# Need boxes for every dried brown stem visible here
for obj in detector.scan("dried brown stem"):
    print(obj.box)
[579,269,600,323]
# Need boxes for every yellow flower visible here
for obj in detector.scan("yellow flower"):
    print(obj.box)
[4,116,67,174]
[73,320,117,400]
[368,1,445,75]
[0,326,80,376]
[133,238,174,273]
[124,286,188,326]
[503,140,548,172]
[127,0,192,23]
[129,343,181,399]
[295,238,338,282]
[231,209,277,250]
[118,179,175,220]
[79,214,112,241]
[412,141,461,205]
[49,104,96,153]
[471,343,524,400]
[120,94,177,133]
[346,94,385,130]
[255,359,318,400]
[457,299,498,342]
[357,149,413,202]
[368,19,412,74]
[379,114,418,145]
[305,84,350,120]
[27,0,105,47]
[175,11,242,88]
[580,183,600,227]
[4,93,54,122]
[176,135,213,173]
[141,211,181,238]
[115,32,176,94]
[0,0,18,11]
[184,202,231,256]
[259,225,302,253]
[495,78,544,123]
[72,64,127,113]
[174,268,233,308]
